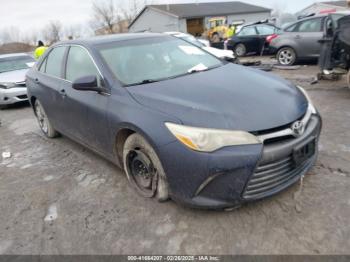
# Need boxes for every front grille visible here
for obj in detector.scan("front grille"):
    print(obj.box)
[243,155,312,200]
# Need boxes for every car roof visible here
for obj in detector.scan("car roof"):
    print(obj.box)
[0,53,32,59]
[55,33,168,47]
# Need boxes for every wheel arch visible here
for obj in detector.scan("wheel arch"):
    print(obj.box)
[114,123,163,167]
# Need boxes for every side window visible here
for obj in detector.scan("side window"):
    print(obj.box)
[45,47,66,78]
[39,57,47,73]
[65,46,99,82]
[296,18,323,32]
[256,25,275,35]
[285,23,298,32]
[238,26,257,36]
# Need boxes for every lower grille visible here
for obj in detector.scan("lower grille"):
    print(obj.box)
[17,95,28,99]
[243,155,312,200]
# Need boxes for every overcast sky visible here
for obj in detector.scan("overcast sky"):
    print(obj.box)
[0,0,325,41]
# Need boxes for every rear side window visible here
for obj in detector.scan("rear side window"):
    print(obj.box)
[296,18,323,32]
[238,26,257,36]
[65,46,99,82]
[45,47,66,78]
[256,25,275,35]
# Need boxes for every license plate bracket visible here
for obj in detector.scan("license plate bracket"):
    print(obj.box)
[293,137,316,165]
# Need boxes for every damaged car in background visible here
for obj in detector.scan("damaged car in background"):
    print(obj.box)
[318,14,350,88]
[26,33,322,210]
[0,53,35,109]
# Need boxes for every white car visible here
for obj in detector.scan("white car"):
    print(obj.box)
[0,53,35,108]
[165,32,237,62]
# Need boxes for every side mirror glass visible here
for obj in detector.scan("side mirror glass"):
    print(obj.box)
[72,75,101,92]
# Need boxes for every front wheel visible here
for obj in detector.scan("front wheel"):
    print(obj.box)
[277,47,297,66]
[234,43,247,57]
[123,133,169,202]
[34,100,59,138]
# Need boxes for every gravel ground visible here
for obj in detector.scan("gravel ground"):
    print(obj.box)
[0,63,350,255]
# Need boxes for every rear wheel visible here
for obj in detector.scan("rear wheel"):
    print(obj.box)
[277,47,297,66]
[123,133,169,202]
[234,43,247,57]
[34,100,59,138]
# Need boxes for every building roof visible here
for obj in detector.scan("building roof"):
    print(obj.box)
[129,1,271,28]
[321,1,348,7]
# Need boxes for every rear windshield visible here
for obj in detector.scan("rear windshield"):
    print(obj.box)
[0,55,35,73]
[97,37,222,86]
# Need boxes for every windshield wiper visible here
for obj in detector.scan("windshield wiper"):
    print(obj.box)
[125,79,160,87]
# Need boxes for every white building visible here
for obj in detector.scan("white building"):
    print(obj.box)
[297,1,350,17]
[128,2,271,36]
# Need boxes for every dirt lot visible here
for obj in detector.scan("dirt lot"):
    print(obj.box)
[0,62,350,255]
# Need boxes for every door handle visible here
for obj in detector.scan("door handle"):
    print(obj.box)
[295,35,301,39]
[59,89,67,98]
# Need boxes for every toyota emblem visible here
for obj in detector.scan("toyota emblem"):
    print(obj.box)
[291,121,305,136]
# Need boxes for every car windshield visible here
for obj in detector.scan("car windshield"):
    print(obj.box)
[0,55,35,73]
[178,35,204,48]
[98,37,222,86]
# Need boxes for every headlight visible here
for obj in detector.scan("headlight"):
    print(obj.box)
[0,82,16,89]
[297,85,317,114]
[165,123,261,152]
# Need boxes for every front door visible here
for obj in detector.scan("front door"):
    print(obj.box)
[60,46,110,154]
[293,17,325,57]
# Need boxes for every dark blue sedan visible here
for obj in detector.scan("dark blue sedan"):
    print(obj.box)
[26,33,321,210]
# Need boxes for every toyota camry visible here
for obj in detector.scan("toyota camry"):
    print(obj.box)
[26,33,322,210]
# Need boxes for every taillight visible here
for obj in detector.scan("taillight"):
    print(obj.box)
[266,34,278,44]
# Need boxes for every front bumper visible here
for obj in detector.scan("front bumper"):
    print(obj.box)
[158,114,322,209]
[0,87,28,105]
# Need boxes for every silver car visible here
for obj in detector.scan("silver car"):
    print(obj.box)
[270,12,349,65]
[0,53,35,108]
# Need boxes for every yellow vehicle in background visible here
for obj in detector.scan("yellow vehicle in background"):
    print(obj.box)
[208,17,229,43]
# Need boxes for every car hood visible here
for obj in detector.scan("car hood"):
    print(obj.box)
[203,47,234,59]
[127,64,308,132]
[0,69,28,83]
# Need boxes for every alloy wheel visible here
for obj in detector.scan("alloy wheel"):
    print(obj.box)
[278,48,296,65]
[235,44,246,57]
[35,102,48,134]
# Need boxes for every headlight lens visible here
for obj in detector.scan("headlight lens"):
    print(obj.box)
[297,85,317,114]
[165,123,261,152]
[0,82,16,89]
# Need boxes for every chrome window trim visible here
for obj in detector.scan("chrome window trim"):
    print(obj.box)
[36,44,105,84]
[257,106,313,142]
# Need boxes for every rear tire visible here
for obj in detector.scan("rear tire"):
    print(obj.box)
[34,100,59,138]
[123,133,169,202]
[277,47,297,66]
[234,43,247,57]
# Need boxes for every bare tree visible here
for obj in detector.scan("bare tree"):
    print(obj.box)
[64,25,84,40]
[123,0,143,23]
[91,0,121,34]
[44,20,62,45]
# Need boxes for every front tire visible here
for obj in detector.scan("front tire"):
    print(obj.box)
[123,133,169,202]
[277,47,297,66]
[34,100,59,138]
[234,43,247,57]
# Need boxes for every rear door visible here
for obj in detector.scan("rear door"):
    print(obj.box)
[292,17,325,57]
[236,26,259,54]
[60,45,110,153]
[35,46,67,130]
[256,25,277,52]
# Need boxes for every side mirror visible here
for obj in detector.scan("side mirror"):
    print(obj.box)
[72,75,101,92]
